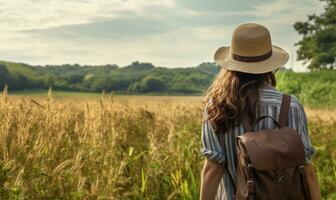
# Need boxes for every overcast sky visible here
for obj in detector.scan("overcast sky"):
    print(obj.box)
[0,0,324,71]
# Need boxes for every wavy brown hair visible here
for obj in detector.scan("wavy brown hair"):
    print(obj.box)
[204,68,276,134]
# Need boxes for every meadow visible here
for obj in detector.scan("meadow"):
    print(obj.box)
[0,89,335,200]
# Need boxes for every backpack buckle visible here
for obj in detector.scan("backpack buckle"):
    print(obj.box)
[247,180,255,193]
[246,164,255,194]
[299,165,306,177]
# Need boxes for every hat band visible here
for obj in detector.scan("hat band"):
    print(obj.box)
[232,50,272,62]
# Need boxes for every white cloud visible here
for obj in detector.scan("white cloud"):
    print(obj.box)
[0,0,176,31]
[238,0,323,18]
[252,0,292,17]
[0,0,326,71]
[0,25,222,67]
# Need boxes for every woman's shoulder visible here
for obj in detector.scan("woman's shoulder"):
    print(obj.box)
[259,84,304,111]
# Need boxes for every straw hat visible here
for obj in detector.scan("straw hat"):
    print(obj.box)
[214,23,289,74]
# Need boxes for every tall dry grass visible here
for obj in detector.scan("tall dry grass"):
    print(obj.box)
[0,90,335,199]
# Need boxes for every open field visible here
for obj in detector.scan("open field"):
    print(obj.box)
[11,90,203,103]
[0,92,335,199]
[11,90,102,99]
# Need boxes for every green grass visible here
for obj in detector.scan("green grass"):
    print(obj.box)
[10,89,204,103]
[11,89,101,98]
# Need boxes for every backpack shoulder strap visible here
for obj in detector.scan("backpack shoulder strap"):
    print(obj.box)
[242,93,291,131]
[242,115,253,132]
[278,94,291,127]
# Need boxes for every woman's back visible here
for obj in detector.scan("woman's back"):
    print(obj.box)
[200,23,320,200]
[201,83,315,200]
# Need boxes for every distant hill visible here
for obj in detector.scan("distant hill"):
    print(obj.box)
[0,61,220,94]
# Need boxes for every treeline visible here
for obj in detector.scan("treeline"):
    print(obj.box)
[0,60,335,107]
[0,61,220,94]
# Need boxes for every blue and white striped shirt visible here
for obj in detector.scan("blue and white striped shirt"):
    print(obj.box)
[201,83,315,200]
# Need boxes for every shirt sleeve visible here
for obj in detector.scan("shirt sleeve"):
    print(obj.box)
[201,102,227,164]
[291,97,316,163]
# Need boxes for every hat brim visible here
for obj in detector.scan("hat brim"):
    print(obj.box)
[214,45,289,74]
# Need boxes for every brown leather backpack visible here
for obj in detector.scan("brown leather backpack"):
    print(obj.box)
[234,94,311,200]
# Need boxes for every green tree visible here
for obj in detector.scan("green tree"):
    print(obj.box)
[144,77,166,92]
[294,0,336,69]
[45,75,55,87]
[67,74,84,84]
[129,77,166,93]
[0,64,9,88]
